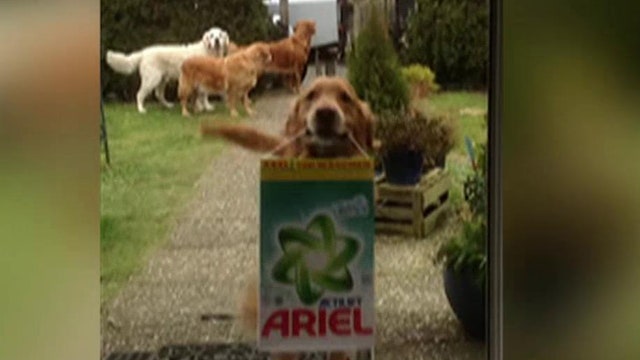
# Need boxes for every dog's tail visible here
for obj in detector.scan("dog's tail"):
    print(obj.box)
[200,123,285,154]
[105,50,144,75]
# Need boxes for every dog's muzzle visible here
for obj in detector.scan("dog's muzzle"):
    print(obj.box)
[309,106,345,138]
[304,106,351,158]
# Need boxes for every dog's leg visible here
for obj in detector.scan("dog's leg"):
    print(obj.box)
[290,74,299,94]
[179,88,192,117]
[178,77,192,117]
[227,91,239,118]
[154,78,174,108]
[137,66,162,114]
[181,97,192,117]
[242,91,255,117]
[193,93,205,113]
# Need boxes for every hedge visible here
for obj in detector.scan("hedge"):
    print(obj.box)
[404,0,489,90]
[100,0,279,101]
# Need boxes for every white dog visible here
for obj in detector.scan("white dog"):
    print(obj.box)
[106,27,230,114]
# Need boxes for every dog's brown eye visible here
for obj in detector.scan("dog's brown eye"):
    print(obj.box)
[306,90,317,101]
[340,91,352,103]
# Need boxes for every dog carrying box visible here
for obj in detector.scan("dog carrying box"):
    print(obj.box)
[259,158,375,352]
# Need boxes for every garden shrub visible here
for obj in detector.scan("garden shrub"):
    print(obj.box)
[404,0,489,90]
[401,63,440,98]
[347,5,410,115]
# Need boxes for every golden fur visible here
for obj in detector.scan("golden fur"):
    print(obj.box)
[262,20,316,93]
[178,42,272,117]
[201,77,375,360]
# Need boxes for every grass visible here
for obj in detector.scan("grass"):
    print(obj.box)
[100,103,235,302]
[417,91,488,207]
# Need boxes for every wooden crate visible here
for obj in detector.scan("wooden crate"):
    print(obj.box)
[375,168,450,238]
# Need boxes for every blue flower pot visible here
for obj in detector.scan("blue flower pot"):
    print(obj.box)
[375,158,384,177]
[443,265,486,341]
[382,150,424,185]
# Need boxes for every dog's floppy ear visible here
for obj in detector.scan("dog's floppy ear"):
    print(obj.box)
[283,97,305,137]
[201,32,211,49]
[200,123,286,154]
[276,97,308,157]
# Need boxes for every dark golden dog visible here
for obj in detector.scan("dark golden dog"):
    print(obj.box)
[201,77,375,360]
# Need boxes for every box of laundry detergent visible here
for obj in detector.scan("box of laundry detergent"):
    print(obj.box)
[258,158,375,352]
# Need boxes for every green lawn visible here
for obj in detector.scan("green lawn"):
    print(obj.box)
[100,103,232,302]
[417,91,488,207]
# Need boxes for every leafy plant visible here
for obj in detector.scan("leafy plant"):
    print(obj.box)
[435,135,487,287]
[436,217,487,287]
[401,64,440,98]
[347,4,410,115]
[463,141,487,216]
[376,108,457,168]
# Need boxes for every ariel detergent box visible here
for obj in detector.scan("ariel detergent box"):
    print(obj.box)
[259,158,375,352]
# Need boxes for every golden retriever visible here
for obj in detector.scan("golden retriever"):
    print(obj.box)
[106,27,230,114]
[200,77,376,360]
[178,42,272,117]
[262,20,316,93]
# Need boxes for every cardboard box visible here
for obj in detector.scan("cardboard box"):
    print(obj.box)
[259,158,375,352]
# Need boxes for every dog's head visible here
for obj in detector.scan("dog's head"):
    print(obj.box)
[245,42,273,68]
[293,20,316,40]
[284,77,374,158]
[200,77,375,159]
[202,27,230,57]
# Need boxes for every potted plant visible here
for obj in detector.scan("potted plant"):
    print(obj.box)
[401,64,440,100]
[348,5,457,185]
[435,140,487,340]
[374,108,457,185]
[375,111,426,185]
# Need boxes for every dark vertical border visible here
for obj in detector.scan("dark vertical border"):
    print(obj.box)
[488,0,502,358]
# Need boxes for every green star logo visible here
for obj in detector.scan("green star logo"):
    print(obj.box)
[271,213,360,305]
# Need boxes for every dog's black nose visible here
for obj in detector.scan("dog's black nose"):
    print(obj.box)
[313,107,340,137]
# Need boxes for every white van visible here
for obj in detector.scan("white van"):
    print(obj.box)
[263,0,340,51]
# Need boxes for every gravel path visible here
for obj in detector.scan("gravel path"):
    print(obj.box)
[101,69,485,359]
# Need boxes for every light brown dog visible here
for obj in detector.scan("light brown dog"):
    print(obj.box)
[178,42,272,117]
[201,77,376,360]
[262,20,316,93]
